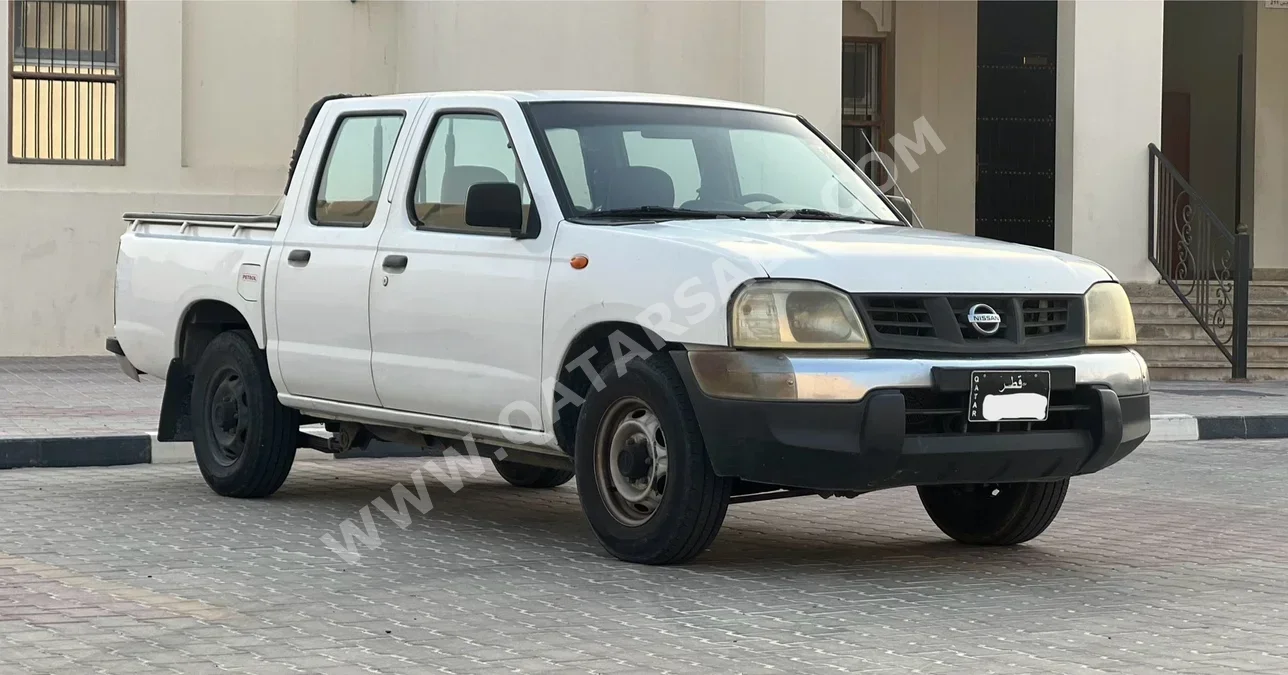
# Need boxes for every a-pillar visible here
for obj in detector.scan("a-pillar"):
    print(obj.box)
[1054,0,1164,283]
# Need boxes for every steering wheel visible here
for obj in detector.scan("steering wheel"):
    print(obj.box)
[736,193,783,205]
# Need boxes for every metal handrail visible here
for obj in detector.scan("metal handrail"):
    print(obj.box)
[1146,143,1250,379]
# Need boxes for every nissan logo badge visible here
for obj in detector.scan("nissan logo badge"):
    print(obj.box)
[966,303,1002,336]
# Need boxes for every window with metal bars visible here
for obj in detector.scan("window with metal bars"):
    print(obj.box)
[9,0,123,164]
[841,38,885,185]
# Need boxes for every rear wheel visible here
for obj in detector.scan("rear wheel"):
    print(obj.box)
[191,329,299,498]
[918,479,1069,546]
[491,458,574,489]
[574,354,732,565]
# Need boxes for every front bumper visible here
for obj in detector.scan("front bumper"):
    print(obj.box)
[671,348,1150,493]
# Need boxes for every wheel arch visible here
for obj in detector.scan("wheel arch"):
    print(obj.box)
[159,299,258,443]
[550,320,676,455]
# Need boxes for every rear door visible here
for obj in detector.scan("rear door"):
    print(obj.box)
[268,97,422,405]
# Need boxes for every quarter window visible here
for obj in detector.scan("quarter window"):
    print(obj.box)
[312,114,405,228]
[411,113,533,232]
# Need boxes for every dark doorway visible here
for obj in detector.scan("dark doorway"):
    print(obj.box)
[975,0,1058,249]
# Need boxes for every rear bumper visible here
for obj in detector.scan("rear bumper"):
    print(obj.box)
[671,349,1150,493]
[105,337,142,382]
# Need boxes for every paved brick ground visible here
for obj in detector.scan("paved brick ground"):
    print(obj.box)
[0,358,162,439]
[0,438,1286,674]
[3,357,1288,439]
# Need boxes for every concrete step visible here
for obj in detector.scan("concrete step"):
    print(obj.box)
[1135,318,1288,341]
[1147,361,1288,381]
[1135,338,1288,363]
[1130,297,1288,321]
[1125,281,1288,301]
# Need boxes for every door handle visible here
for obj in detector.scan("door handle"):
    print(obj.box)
[287,249,311,265]
[382,254,408,272]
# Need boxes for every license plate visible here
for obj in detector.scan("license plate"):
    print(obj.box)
[967,370,1051,423]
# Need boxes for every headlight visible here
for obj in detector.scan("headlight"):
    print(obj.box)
[730,280,870,349]
[1084,282,1137,346]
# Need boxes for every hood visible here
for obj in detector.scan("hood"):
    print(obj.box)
[621,220,1112,295]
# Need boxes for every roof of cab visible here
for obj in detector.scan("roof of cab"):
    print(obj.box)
[365,90,794,116]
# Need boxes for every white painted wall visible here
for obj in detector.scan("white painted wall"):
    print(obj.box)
[1054,0,1164,283]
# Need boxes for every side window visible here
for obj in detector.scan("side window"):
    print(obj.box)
[312,114,405,227]
[623,131,700,205]
[545,128,591,210]
[411,112,532,232]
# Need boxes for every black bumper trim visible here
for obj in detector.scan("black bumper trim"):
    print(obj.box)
[105,337,125,357]
[670,352,1150,493]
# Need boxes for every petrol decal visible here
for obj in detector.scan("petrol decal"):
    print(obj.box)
[237,263,263,302]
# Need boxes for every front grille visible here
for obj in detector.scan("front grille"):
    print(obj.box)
[865,296,934,337]
[1022,298,1070,336]
[855,294,1083,354]
[902,387,1094,436]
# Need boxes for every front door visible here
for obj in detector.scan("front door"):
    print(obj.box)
[368,98,556,429]
[270,98,420,406]
[975,0,1058,249]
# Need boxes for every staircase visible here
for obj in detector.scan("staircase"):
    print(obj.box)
[1138,143,1264,381]
[1127,281,1288,381]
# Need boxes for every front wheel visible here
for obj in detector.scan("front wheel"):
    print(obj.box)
[191,329,300,498]
[574,354,732,565]
[918,479,1069,546]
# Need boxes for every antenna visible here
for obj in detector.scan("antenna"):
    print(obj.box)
[857,129,925,229]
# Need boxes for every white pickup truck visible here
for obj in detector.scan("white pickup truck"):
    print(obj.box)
[109,90,1150,565]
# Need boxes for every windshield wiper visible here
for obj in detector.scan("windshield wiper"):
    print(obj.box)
[759,208,904,226]
[576,206,748,221]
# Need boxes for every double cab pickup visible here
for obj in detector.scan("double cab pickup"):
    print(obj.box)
[108,90,1151,565]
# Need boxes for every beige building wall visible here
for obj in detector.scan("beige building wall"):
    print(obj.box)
[1248,1,1288,270]
[840,0,976,238]
[889,0,976,238]
[1055,0,1164,283]
[0,0,848,356]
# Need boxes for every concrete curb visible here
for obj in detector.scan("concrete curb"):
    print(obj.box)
[3,413,1288,470]
[1,432,428,470]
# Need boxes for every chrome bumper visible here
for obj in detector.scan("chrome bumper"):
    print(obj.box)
[686,348,1150,402]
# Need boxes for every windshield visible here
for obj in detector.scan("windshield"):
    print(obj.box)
[523,101,902,224]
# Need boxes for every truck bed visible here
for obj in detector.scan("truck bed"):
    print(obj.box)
[113,211,279,378]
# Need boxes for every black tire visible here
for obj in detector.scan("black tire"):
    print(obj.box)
[191,329,300,498]
[492,458,575,489]
[574,352,732,565]
[918,479,1069,546]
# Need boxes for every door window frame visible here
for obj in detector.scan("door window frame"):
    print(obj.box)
[403,107,541,239]
[308,110,408,228]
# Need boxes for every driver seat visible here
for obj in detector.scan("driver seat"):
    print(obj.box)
[601,166,675,210]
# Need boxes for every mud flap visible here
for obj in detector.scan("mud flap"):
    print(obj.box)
[157,359,195,443]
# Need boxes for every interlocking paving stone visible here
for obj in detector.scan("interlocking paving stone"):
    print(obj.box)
[0,439,1285,673]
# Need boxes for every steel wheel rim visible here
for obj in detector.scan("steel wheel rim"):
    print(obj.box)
[207,367,250,466]
[593,397,668,527]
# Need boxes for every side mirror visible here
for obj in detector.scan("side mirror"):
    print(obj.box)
[465,182,523,231]
[885,194,917,225]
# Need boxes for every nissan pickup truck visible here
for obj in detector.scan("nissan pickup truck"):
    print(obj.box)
[108,90,1150,565]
